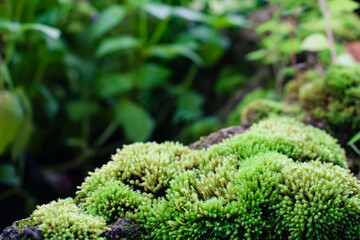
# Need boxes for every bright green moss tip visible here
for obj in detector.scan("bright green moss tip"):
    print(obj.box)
[276,161,360,239]
[31,198,106,240]
[208,117,346,167]
[75,141,201,223]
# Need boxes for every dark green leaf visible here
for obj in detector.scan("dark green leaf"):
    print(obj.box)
[348,131,360,145]
[0,164,20,186]
[91,5,126,40]
[66,100,99,122]
[115,100,154,142]
[97,73,133,98]
[173,91,204,123]
[38,85,59,118]
[134,64,171,89]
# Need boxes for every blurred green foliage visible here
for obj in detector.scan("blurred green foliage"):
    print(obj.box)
[0,0,265,223]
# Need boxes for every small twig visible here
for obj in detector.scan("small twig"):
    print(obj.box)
[318,0,337,64]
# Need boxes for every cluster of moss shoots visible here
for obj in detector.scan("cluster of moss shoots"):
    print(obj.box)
[22,115,360,240]
[236,64,360,141]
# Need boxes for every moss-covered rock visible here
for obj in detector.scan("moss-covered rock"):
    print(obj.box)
[31,198,106,240]
[2,117,359,240]
[286,64,360,138]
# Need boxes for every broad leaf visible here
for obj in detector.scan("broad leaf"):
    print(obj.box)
[91,5,126,40]
[115,100,154,141]
[134,64,171,89]
[66,100,99,122]
[0,164,20,186]
[96,35,140,57]
[22,23,61,39]
[246,49,267,61]
[147,44,204,66]
[145,3,172,19]
[97,73,133,98]
[301,33,329,52]
[329,0,359,13]
[173,91,204,123]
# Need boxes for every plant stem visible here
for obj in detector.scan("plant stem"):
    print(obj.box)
[93,119,118,148]
[139,7,147,44]
[14,0,25,21]
[182,64,198,89]
[148,17,170,45]
[318,0,337,64]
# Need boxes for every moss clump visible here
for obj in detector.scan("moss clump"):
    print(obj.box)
[16,117,360,240]
[226,89,274,126]
[76,142,199,201]
[75,142,201,224]
[144,152,292,240]
[275,161,360,239]
[31,198,106,240]
[15,218,38,230]
[285,64,360,137]
[241,99,304,126]
[209,117,346,167]
[79,179,145,222]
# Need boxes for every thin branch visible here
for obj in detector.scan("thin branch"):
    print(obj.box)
[318,0,337,64]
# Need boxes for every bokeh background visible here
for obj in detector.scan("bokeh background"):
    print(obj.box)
[1,0,360,228]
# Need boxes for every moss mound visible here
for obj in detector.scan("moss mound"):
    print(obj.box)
[14,117,360,240]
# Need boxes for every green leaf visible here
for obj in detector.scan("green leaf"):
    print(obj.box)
[0,19,21,34]
[246,49,268,61]
[21,23,61,39]
[329,0,359,13]
[38,85,59,118]
[115,100,154,142]
[348,131,360,145]
[0,164,20,186]
[207,14,247,28]
[301,33,329,52]
[96,73,133,98]
[173,91,204,123]
[66,100,99,122]
[11,114,32,158]
[145,3,172,19]
[91,5,126,40]
[134,64,171,89]
[172,7,205,21]
[0,91,24,155]
[147,44,204,66]
[96,35,140,57]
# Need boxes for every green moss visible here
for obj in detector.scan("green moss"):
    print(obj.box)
[79,179,146,222]
[241,99,304,125]
[285,65,360,136]
[76,142,199,201]
[226,89,274,126]
[208,117,346,167]
[31,198,106,240]
[15,218,38,229]
[25,117,360,240]
[275,161,360,239]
